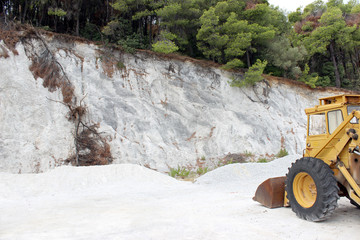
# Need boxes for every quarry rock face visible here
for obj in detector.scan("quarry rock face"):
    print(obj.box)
[0,35,346,173]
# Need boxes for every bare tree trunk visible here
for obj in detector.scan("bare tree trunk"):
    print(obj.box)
[106,0,109,23]
[246,48,251,68]
[2,3,6,24]
[54,17,57,32]
[221,49,226,63]
[340,48,350,80]
[329,42,341,88]
[22,0,28,23]
[351,50,360,78]
[111,0,113,18]
[149,16,152,46]
[76,17,79,36]
[74,0,83,36]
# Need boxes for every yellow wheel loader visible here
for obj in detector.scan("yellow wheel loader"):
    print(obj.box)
[253,94,360,221]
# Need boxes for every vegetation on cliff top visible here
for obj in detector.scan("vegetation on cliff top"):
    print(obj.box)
[2,0,360,90]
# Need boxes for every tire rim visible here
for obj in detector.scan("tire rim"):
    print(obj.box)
[293,172,317,208]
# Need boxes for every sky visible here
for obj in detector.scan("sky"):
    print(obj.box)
[268,0,350,13]
[268,0,316,12]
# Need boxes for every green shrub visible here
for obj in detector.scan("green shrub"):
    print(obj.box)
[197,167,209,175]
[169,167,178,178]
[48,8,67,17]
[316,76,331,87]
[118,33,147,53]
[299,64,318,88]
[42,26,53,31]
[152,40,179,54]
[257,158,268,163]
[223,58,244,70]
[244,150,254,158]
[169,166,191,179]
[276,148,289,158]
[117,61,125,70]
[230,59,267,87]
[80,22,102,41]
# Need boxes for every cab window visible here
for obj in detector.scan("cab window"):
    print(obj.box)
[347,106,360,124]
[309,113,326,135]
[328,110,343,135]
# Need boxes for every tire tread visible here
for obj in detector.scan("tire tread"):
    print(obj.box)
[285,157,339,221]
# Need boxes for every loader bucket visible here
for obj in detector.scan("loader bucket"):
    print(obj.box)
[253,176,286,208]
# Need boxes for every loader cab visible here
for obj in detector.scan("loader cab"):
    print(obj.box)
[305,95,360,160]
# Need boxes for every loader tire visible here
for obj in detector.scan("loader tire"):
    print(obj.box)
[285,157,339,221]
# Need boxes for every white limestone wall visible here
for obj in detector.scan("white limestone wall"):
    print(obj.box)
[0,40,73,173]
[0,36,346,173]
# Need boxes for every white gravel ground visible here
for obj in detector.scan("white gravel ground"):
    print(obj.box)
[1,155,359,240]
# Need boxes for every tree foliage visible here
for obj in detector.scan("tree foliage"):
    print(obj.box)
[264,35,307,79]
[3,0,360,90]
[196,1,281,67]
[153,0,221,57]
[292,0,360,89]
